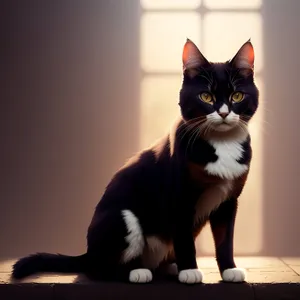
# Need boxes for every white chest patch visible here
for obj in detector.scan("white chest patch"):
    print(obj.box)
[205,140,248,180]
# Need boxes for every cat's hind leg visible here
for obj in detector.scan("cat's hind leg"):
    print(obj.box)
[120,210,153,283]
[86,209,152,283]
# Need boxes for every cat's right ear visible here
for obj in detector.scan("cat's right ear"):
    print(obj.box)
[182,39,210,77]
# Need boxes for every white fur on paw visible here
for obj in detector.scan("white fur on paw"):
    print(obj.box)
[222,268,246,282]
[129,269,152,283]
[178,269,203,284]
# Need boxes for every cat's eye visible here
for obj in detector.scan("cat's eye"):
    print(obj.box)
[199,92,213,104]
[231,92,244,103]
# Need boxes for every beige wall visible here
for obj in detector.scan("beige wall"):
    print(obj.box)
[0,0,140,258]
[0,0,299,259]
[262,0,300,255]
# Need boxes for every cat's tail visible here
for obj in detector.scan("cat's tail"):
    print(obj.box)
[11,252,87,279]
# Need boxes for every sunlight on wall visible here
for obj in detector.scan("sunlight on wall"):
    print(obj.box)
[140,76,182,147]
[203,0,262,9]
[141,0,201,10]
[203,13,262,72]
[141,13,201,72]
[140,0,263,254]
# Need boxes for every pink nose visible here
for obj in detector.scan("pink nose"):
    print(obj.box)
[218,112,229,119]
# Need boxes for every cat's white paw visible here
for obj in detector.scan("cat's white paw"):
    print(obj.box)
[129,269,153,283]
[178,269,203,284]
[222,268,246,282]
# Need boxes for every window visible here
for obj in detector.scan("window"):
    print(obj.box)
[140,0,263,254]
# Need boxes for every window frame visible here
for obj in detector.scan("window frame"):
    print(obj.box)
[139,0,263,255]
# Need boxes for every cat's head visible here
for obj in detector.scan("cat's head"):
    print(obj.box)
[179,39,259,136]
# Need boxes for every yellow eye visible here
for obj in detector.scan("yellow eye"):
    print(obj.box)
[231,92,244,103]
[199,92,213,104]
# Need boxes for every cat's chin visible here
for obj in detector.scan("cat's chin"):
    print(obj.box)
[212,123,236,132]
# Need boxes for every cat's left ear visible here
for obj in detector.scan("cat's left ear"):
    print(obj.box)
[230,39,254,76]
[182,38,210,77]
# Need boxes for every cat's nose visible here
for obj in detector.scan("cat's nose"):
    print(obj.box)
[218,112,229,119]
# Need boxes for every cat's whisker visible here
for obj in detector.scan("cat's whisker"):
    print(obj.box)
[238,119,249,127]
[255,118,271,126]
[185,125,201,157]
[193,122,204,140]
[259,106,273,113]
[237,123,248,136]
[184,123,202,156]
[202,120,214,138]
[239,118,249,125]
[177,120,199,135]
[178,127,195,144]
[239,119,269,137]
[207,121,216,136]
[197,122,208,138]
[202,124,209,137]
[206,123,215,137]
[176,116,207,133]
[178,119,207,145]
[244,122,269,136]
[191,127,201,150]
[178,120,202,135]
[176,124,193,138]
[202,124,210,137]
[183,119,211,156]
[240,116,271,133]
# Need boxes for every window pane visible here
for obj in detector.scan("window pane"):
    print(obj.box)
[141,13,201,72]
[203,13,262,72]
[140,75,182,148]
[141,0,201,10]
[197,76,264,255]
[204,0,261,9]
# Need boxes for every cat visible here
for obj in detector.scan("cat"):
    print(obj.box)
[11,38,259,284]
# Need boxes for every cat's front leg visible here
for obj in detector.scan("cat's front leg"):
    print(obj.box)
[209,198,246,283]
[173,224,203,284]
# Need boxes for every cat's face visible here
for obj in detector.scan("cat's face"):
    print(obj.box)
[179,39,259,134]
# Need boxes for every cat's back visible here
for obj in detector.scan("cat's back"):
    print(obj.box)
[97,135,172,209]
[119,135,171,177]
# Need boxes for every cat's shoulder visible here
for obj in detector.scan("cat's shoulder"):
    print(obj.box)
[117,136,170,173]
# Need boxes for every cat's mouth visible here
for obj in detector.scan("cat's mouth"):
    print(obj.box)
[210,119,239,132]
[214,122,234,131]
[205,111,240,133]
[212,122,233,132]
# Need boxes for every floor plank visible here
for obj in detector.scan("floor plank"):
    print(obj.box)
[0,257,299,300]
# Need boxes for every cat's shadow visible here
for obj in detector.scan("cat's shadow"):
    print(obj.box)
[71,273,223,285]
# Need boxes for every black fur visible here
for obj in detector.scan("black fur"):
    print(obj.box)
[12,253,87,279]
[210,198,238,272]
[12,40,259,282]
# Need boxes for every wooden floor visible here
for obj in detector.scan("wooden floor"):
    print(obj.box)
[0,257,300,300]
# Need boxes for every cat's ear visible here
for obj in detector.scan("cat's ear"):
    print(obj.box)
[230,39,254,76]
[182,38,210,77]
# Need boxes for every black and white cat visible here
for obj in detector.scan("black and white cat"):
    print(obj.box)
[12,39,259,284]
